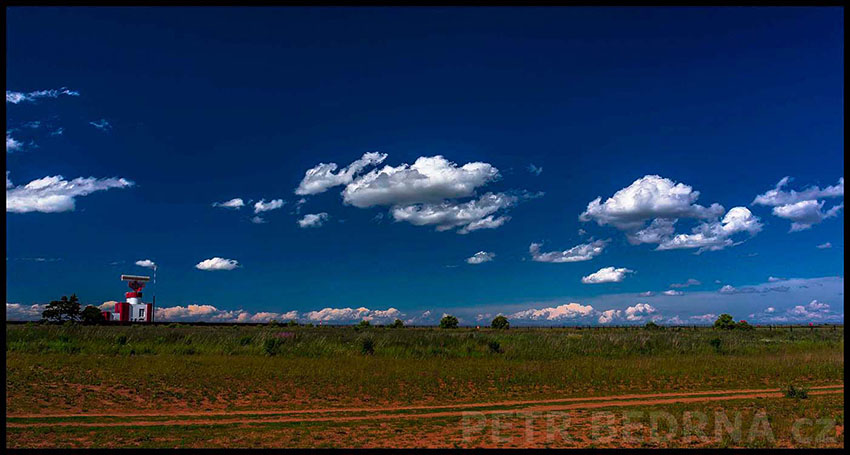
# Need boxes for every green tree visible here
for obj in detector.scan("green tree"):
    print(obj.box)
[491,315,510,330]
[389,319,404,328]
[41,294,81,323]
[440,315,459,329]
[80,305,104,325]
[286,319,299,327]
[357,319,372,328]
[713,313,736,330]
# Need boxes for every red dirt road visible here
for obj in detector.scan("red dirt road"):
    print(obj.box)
[7,384,843,428]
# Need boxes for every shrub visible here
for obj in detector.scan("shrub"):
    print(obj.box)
[115,335,128,345]
[487,340,503,354]
[713,314,736,330]
[736,320,754,331]
[644,321,662,330]
[287,320,299,327]
[239,335,253,346]
[357,319,372,329]
[440,315,459,329]
[491,315,509,330]
[709,338,722,352]
[785,384,809,399]
[390,319,404,329]
[80,305,104,325]
[360,337,375,355]
[263,338,283,356]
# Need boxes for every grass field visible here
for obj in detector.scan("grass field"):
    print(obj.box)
[5,323,844,448]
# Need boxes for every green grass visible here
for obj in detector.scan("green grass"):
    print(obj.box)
[6,324,843,416]
[6,323,844,359]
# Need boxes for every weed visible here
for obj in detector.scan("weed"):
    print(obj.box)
[785,384,809,399]
[487,340,503,354]
[360,337,375,355]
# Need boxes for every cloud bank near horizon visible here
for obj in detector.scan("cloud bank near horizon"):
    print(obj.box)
[6,276,842,326]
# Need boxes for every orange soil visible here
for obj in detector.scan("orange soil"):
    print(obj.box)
[7,384,843,428]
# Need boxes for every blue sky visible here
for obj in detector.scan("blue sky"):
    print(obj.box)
[5,7,844,325]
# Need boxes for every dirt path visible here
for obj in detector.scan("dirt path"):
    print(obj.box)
[7,384,843,429]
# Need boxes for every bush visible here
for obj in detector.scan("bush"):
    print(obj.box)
[709,338,722,352]
[389,319,404,329]
[287,320,299,327]
[357,319,372,329]
[785,384,809,399]
[263,338,283,356]
[239,335,253,346]
[115,335,128,346]
[491,315,509,330]
[440,315,459,329]
[80,305,104,325]
[360,337,375,355]
[736,320,755,331]
[487,340,503,354]
[644,321,662,330]
[713,314,736,330]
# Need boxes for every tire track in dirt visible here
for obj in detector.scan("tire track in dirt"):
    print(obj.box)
[7,385,843,428]
[8,384,843,419]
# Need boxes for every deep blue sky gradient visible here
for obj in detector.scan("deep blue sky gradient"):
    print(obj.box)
[6,7,844,322]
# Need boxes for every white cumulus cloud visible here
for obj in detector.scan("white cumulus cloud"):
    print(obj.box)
[662,290,684,296]
[254,199,285,214]
[195,257,239,271]
[510,302,596,321]
[753,177,843,232]
[753,176,844,206]
[581,266,634,284]
[579,175,763,253]
[816,242,832,249]
[342,155,500,208]
[295,152,388,196]
[580,175,724,231]
[656,207,762,253]
[135,259,157,269]
[624,303,657,321]
[6,133,23,152]
[297,212,329,228]
[5,303,48,320]
[390,192,517,234]
[597,309,622,324]
[466,251,495,264]
[529,239,610,263]
[212,198,245,209]
[303,306,402,323]
[6,173,134,213]
[771,200,843,232]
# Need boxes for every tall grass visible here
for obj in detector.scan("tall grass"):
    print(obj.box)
[5,324,844,360]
